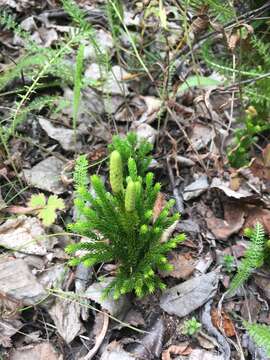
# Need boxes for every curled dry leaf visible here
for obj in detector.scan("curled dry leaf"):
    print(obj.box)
[132,122,157,145]
[162,343,193,360]
[85,64,130,95]
[79,312,109,360]
[250,143,270,181]
[183,175,209,201]
[131,314,165,359]
[160,220,179,243]
[189,123,214,151]
[211,308,235,337]
[263,144,270,166]
[211,178,253,199]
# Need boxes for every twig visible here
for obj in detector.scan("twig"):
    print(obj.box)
[80,313,109,360]
[166,158,184,213]
[166,105,208,173]
[173,2,270,74]
[201,300,231,360]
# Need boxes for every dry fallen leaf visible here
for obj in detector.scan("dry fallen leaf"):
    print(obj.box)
[162,343,193,360]
[100,340,134,360]
[189,123,214,151]
[39,117,82,152]
[160,272,219,317]
[9,342,61,360]
[0,216,51,255]
[243,206,270,235]
[211,308,235,337]
[23,156,66,194]
[0,258,47,306]
[206,203,245,240]
[263,144,270,166]
[48,295,84,344]
[153,192,166,223]
[0,318,23,348]
[160,252,196,279]
[250,144,270,181]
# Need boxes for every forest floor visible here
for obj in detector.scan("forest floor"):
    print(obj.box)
[0,0,270,359]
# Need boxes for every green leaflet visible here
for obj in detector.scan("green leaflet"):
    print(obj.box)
[177,75,224,95]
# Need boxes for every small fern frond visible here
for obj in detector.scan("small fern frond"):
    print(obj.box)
[73,44,85,134]
[244,321,270,356]
[73,155,89,190]
[62,0,91,33]
[227,223,266,296]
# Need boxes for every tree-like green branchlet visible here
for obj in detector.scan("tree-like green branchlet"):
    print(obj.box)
[125,181,136,212]
[67,135,185,299]
[110,150,123,193]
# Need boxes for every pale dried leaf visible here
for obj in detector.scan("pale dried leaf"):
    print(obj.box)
[160,272,219,317]
[85,277,130,316]
[100,341,134,360]
[0,258,47,305]
[39,117,82,152]
[23,156,66,194]
[9,342,61,360]
[48,295,84,344]
[0,216,50,255]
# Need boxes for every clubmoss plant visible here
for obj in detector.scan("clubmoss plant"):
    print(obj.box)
[66,137,185,299]
[108,132,153,178]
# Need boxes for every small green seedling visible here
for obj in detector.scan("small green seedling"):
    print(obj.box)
[182,317,201,336]
[28,193,65,226]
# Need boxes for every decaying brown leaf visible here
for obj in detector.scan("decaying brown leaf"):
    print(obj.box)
[250,144,270,181]
[244,206,270,235]
[9,342,61,360]
[153,192,166,223]
[211,308,235,337]
[162,343,193,360]
[160,252,196,279]
[206,203,245,241]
